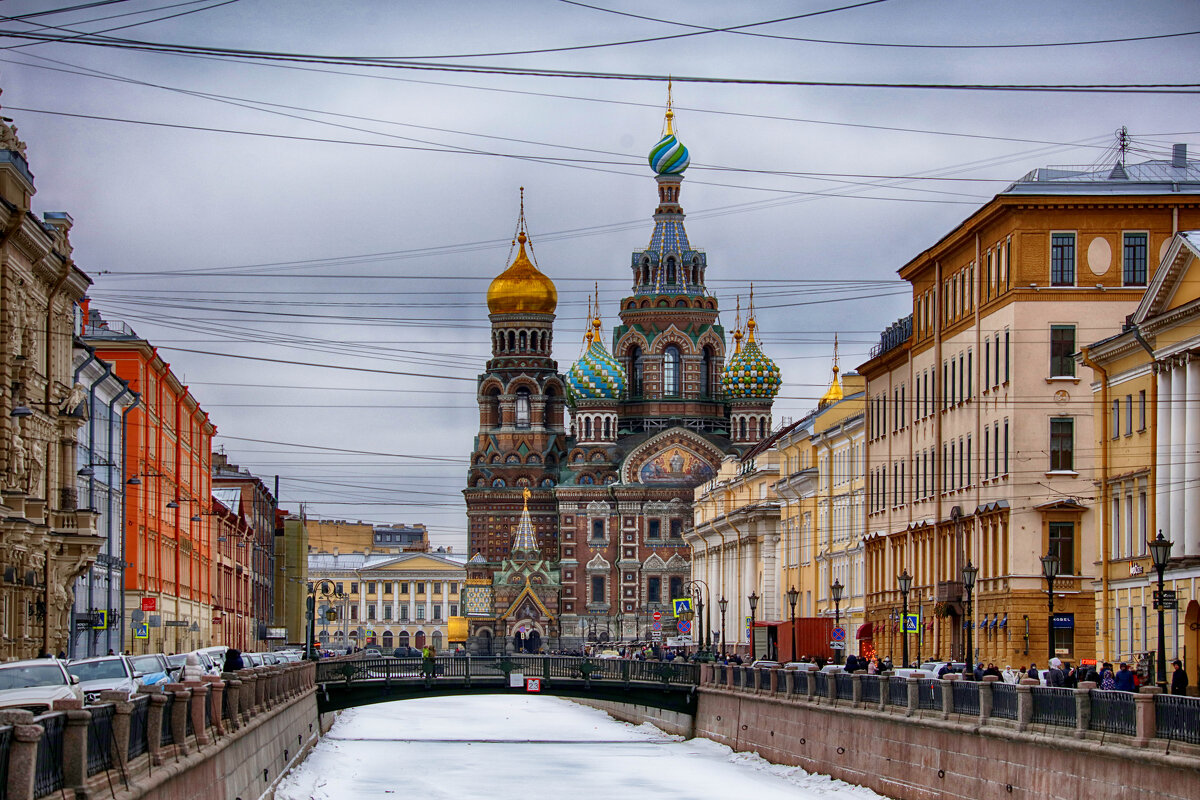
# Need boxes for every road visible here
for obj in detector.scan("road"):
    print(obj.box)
[276,694,888,799]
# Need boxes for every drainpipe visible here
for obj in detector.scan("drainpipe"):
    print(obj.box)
[1079,344,1111,661]
[106,385,134,655]
[119,392,139,653]
[70,345,99,657]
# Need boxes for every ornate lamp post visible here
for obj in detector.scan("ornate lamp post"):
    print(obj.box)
[1149,531,1174,689]
[1040,551,1059,663]
[786,586,799,663]
[830,580,844,665]
[897,569,912,669]
[747,592,759,661]
[684,579,710,655]
[961,561,978,680]
[305,579,341,660]
[718,596,728,658]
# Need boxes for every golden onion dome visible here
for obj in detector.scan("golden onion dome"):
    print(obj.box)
[487,232,558,315]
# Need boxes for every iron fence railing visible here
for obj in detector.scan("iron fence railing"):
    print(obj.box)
[951,681,979,716]
[990,683,1018,720]
[1031,687,1076,727]
[315,655,699,687]
[33,712,66,798]
[835,673,854,701]
[860,675,881,704]
[1089,690,1136,736]
[85,704,115,777]
[918,679,942,711]
[160,694,174,746]
[888,677,907,707]
[812,672,828,698]
[128,695,150,759]
[1154,693,1200,744]
[792,670,809,695]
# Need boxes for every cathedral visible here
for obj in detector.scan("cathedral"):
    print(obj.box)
[462,98,782,653]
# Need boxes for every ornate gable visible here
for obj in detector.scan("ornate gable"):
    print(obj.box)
[620,427,726,486]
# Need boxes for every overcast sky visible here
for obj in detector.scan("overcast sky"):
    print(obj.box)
[3,0,1197,548]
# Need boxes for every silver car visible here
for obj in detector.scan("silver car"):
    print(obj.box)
[66,656,139,703]
[0,659,84,714]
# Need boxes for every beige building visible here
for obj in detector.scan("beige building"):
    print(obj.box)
[860,148,1200,669]
[1082,231,1200,677]
[0,115,102,661]
[275,513,309,645]
[307,550,466,653]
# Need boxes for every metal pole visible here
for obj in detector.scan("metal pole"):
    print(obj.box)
[749,608,756,661]
[834,599,842,665]
[720,607,727,658]
[965,586,973,679]
[901,592,909,669]
[1156,565,1168,689]
[1047,577,1055,664]
[789,601,797,663]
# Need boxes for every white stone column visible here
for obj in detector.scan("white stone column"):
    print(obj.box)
[1189,358,1200,556]
[1172,362,1188,540]
[407,587,415,624]
[1157,365,1173,538]
[761,529,779,621]
[441,581,449,621]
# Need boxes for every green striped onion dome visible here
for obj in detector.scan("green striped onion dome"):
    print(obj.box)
[648,133,690,175]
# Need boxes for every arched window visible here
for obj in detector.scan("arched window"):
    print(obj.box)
[759,418,767,439]
[541,331,548,352]
[382,630,393,649]
[641,258,650,285]
[701,345,714,397]
[515,388,531,429]
[663,345,682,397]
[508,330,516,351]
[486,388,501,428]
[629,346,644,397]
[519,330,528,351]
[666,257,677,285]
[397,631,409,648]
[739,417,747,439]
[603,417,611,438]
[432,631,442,650]
[584,417,592,439]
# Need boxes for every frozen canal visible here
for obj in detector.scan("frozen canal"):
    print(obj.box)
[276,695,887,799]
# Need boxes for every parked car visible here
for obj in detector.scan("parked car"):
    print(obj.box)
[0,659,83,713]
[892,668,933,679]
[392,647,419,658]
[362,648,382,658]
[165,650,219,680]
[128,653,172,688]
[749,660,781,669]
[200,646,228,672]
[66,655,140,703]
[242,653,264,667]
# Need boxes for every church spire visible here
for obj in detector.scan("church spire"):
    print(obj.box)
[511,487,538,556]
[819,334,844,408]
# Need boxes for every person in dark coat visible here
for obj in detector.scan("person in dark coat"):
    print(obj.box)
[223,648,244,672]
[1114,662,1136,692]
[1026,663,1039,680]
[1170,660,1189,695]
[844,654,858,672]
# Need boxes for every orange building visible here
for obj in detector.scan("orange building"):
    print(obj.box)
[84,310,216,655]
[212,487,255,650]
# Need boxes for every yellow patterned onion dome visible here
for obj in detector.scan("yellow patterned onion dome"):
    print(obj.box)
[487,232,558,315]
[722,319,781,400]
[568,320,626,403]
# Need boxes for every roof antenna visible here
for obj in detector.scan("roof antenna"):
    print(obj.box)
[1109,127,1129,180]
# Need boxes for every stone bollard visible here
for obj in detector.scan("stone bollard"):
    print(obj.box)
[877,672,889,712]
[1016,683,1034,731]
[100,690,134,766]
[60,703,90,793]
[145,690,167,766]
[724,664,734,689]
[783,669,796,696]
[7,720,44,800]
[203,676,225,736]
[239,670,258,720]
[850,673,862,707]
[1134,686,1160,746]
[222,675,242,731]
[186,681,211,746]
[165,684,192,756]
[1073,680,1096,738]
[906,675,920,717]
[826,672,838,703]
[700,664,713,685]
[768,668,779,694]
[940,677,956,720]
[254,667,267,712]
[980,675,998,725]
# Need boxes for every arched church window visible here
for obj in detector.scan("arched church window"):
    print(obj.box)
[739,417,747,439]
[603,417,611,438]
[629,346,644,397]
[759,418,767,439]
[641,258,651,285]
[519,330,528,351]
[508,331,516,351]
[516,388,531,429]
[663,346,681,397]
[666,257,677,285]
[701,346,714,397]
[584,417,592,439]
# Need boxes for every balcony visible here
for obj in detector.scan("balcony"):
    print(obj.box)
[936,580,963,603]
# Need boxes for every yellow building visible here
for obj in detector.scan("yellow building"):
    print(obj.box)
[1082,231,1200,676]
[275,513,309,645]
[307,549,466,653]
[773,417,818,621]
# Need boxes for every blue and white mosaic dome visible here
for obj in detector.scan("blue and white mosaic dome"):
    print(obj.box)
[723,322,782,400]
[567,335,627,402]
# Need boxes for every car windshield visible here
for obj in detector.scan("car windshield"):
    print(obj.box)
[166,655,187,667]
[67,660,127,681]
[131,656,163,673]
[0,664,66,689]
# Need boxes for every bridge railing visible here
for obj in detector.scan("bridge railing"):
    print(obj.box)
[0,660,317,800]
[700,668,1199,752]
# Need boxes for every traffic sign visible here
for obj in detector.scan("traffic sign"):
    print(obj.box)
[1154,590,1178,610]
[525,678,541,693]
[829,642,845,650]
[653,611,662,621]
[831,626,846,642]
[903,613,920,633]
[673,598,692,618]
[133,623,148,640]
[651,631,662,641]
[651,620,662,631]
[677,619,691,636]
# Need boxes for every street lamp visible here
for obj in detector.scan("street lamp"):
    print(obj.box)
[897,569,912,669]
[684,579,710,655]
[830,580,844,665]
[1149,531,1174,689]
[961,561,978,680]
[718,596,728,658]
[305,579,342,660]
[1040,550,1059,663]
[786,586,799,663]
[747,592,759,661]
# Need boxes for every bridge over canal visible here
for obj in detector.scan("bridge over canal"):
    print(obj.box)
[314,654,700,714]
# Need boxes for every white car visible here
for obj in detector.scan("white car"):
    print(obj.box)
[66,656,139,703]
[127,653,172,688]
[0,659,84,714]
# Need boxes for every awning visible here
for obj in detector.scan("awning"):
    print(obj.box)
[855,622,873,640]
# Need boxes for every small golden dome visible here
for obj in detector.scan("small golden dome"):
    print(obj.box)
[487,232,558,315]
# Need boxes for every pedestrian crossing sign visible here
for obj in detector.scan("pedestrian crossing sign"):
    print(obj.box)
[673,597,691,617]
[134,623,148,640]
[904,613,920,633]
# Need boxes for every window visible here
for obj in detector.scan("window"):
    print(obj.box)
[669,576,684,600]
[433,606,442,620]
[416,582,425,594]
[367,582,376,595]
[983,427,990,480]
[669,519,683,538]
[416,606,425,620]
[350,606,359,620]
[384,607,392,620]
[400,607,409,621]
[400,582,408,594]
[1050,418,1074,471]
[515,388,531,429]
[1004,330,1011,382]
[450,604,458,616]
[367,605,376,620]
[1112,399,1121,439]
[384,583,392,595]
[1125,394,1133,436]
[629,346,644,396]
[648,576,661,603]
[966,352,972,399]
[663,346,682,397]
[1123,233,1148,286]
[1138,389,1147,431]
[335,582,343,594]
[350,582,358,594]
[1051,233,1076,286]
[1050,325,1076,377]
[591,576,606,603]
[647,519,661,539]
[1049,520,1075,575]
[591,519,605,540]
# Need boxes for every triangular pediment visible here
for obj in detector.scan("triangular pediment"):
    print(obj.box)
[500,582,556,621]
[367,554,463,572]
[586,553,611,570]
[665,554,689,570]
[643,554,666,571]
[1134,231,1200,322]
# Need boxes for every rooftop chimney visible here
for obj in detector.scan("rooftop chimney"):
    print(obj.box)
[1174,143,1188,168]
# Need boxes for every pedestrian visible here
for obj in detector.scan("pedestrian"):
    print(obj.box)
[223,648,244,672]
[937,663,951,679]
[1170,659,1189,695]
[1002,665,1019,684]
[107,649,115,656]
[179,653,206,682]
[1100,662,1116,690]
[983,662,1002,680]
[973,662,985,681]
[1114,662,1136,692]
[1048,658,1066,687]
[1026,663,1039,680]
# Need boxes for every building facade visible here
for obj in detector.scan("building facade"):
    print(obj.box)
[0,114,102,661]
[85,310,217,656]
[275,512,309,646]
[859,148,1200,669]
[211,487,256,650]
[69,342,138,658]
[1082,230,1200,678]
[212,453,277,644]
[463,102,782,653]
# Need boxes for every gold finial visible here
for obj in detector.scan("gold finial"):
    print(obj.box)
[747,284,757,344]
[819,334,843,408]
[732,296,744,354]
[522,486,531,503]
[583,295,594,346]
[591,282,603,340]
[664,77,675,136]
[833,332,840,374]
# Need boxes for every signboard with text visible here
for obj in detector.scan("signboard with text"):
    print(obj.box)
[141,597,156,612]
